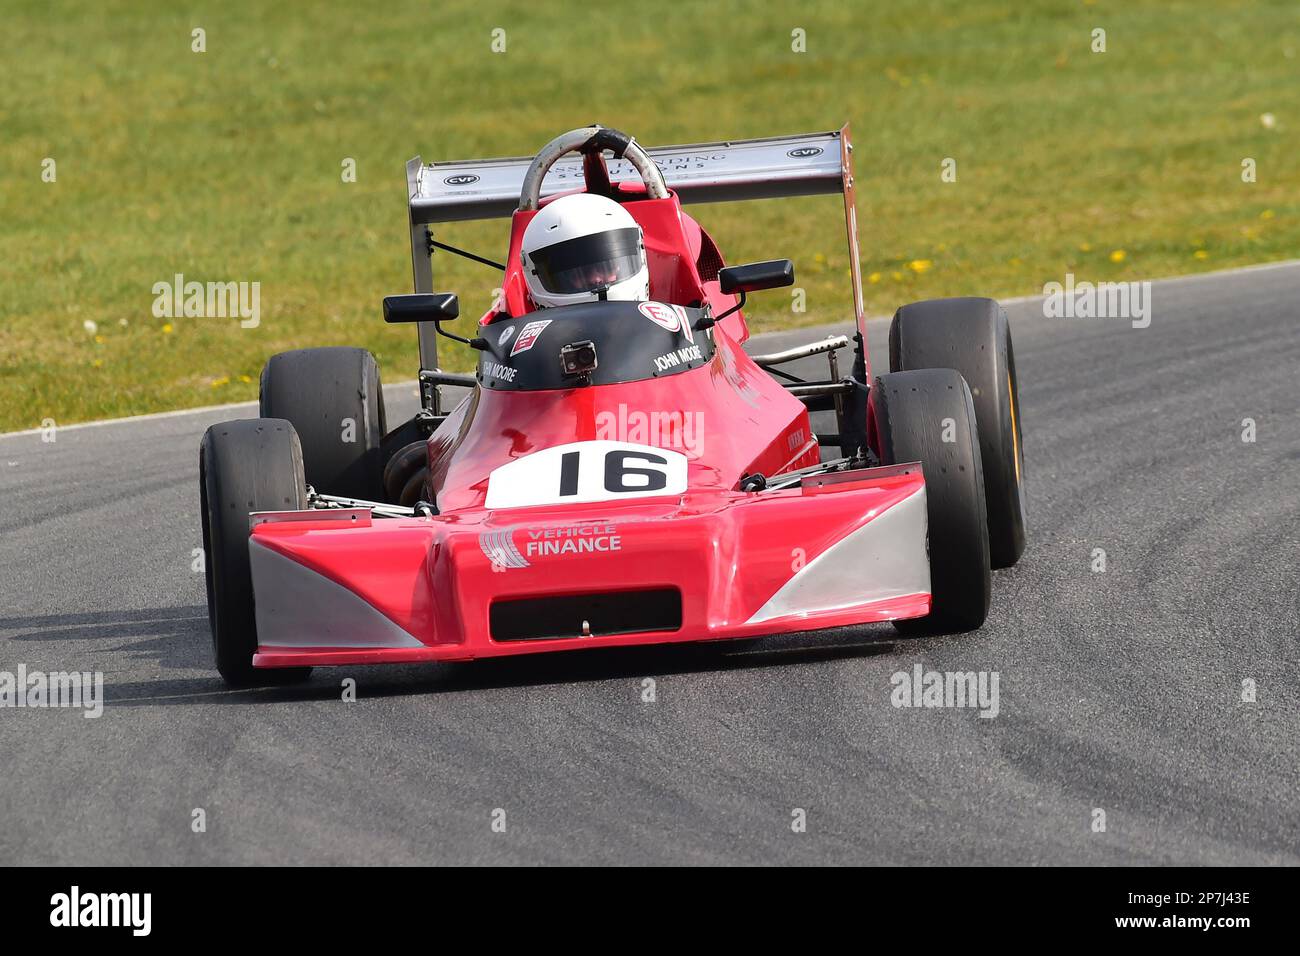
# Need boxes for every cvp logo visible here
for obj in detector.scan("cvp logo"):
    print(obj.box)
[787,146,823,158]
[443,174,480,186]
[50,886,151,936]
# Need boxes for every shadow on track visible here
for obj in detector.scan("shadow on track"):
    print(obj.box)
[0,605,905,706]
[100,627,900,707]
[0,605,211,672]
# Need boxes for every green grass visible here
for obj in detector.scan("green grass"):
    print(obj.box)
[1,0,1297,430]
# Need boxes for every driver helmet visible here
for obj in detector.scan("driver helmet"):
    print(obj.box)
[520,193,649,308]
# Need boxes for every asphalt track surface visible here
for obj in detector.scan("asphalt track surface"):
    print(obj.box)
[2,262,1297,865]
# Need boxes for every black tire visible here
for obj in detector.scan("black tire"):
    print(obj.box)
[199,418,312,685]
[382,439,429,505]
[889,297,1025,568]
[871,368,991,632]
[259,347,387,500]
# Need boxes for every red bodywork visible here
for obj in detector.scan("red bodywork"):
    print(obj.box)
[249,187,931,667]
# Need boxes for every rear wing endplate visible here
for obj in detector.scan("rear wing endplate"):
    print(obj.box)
[405,125,865,410]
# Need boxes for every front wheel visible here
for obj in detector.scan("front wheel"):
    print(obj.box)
[199,418,312,685]
[870,368,991,632]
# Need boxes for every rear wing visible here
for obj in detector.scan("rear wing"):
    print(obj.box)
[406,125,865,409]
[408,128,851,225]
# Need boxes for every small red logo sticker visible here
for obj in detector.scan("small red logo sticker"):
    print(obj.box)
[510,319,552,356]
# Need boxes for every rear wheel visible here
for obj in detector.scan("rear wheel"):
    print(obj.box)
[259,347,387,500]
[871,368,990,632]
[890,297,1025,568]
[199,418,312,685]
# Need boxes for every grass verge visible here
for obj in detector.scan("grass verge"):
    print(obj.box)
[1,0,1296,429]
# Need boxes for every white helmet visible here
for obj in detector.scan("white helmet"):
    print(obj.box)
[520,193,649,308]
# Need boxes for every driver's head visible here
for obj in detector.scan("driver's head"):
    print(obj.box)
[520,193,649,308]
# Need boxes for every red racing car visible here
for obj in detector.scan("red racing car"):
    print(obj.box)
[199,125,1026,684]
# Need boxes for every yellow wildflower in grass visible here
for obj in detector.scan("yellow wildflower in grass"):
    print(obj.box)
[239,374,253,384]
[211,376,230,388]
[908,259,933,274]
[868,272,882,284]
[162,323,174,334]
[92,359,103,369]
[1078,242,1092,252]
[1260,209,1275,220]
[94,335,105,344]
[891,271,904,282]
[1109,249,1126,263]
[1193,250,1209,260]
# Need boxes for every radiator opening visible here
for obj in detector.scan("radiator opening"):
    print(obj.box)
[490,588,682,642]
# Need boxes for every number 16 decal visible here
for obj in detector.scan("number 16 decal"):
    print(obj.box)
[486,441,688,509]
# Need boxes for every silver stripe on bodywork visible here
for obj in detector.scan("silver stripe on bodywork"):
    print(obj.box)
[745,487,930,625]
[251,508,371,528]
[249,539,425,649]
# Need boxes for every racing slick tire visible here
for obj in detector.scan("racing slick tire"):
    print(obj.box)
[259,347,387,501]
[889,297,1025,569]
[871,368,991,633]
[199,418,312,685]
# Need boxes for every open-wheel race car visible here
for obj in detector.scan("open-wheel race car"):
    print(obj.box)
[199,124,1026,684]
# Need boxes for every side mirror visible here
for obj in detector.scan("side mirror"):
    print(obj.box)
[384,292,486,351]
[383,293,459,324]
[718,259,795,295]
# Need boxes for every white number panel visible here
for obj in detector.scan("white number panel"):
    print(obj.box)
[484,441,689,510]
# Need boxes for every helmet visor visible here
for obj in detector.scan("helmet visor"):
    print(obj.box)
[529,227,643,296]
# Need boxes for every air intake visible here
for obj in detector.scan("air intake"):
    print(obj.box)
[490,589,682,642]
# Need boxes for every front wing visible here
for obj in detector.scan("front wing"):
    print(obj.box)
[248,464,930,668]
